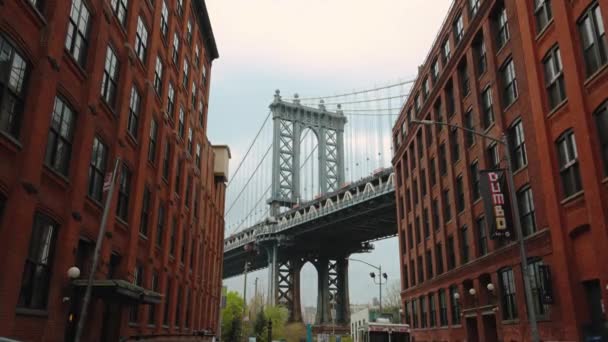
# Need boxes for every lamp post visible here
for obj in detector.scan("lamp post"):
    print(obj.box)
[411,119,540,342]
[348,258,388,313]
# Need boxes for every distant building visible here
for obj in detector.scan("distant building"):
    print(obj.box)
[303,306,317,325]
[393,0,608,341]
[0,0,226,341]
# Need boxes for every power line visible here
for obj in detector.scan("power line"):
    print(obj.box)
[227,111,272,188]
[228,185,272,236]
[284,79,415,101]
[343,112,399,116]
[317,94,409,106]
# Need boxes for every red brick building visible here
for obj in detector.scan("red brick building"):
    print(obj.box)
[392,0,608,341]
[0,0,228,341]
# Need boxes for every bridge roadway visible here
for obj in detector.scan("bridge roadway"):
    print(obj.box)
[222,168,397,327]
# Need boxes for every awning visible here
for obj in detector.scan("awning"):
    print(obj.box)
[72,279,162,305]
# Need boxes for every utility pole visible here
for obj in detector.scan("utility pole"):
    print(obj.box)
[378,264,382,314]
[74,157,121,342]
[243,261,250,316]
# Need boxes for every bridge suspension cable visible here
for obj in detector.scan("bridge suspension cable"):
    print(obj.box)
[283,79,415,101]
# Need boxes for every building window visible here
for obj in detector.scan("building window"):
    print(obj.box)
[191,82,197,108]
[535,0,553,33]
[160,1,169,38]
[420,296,428,328]
[509,119,527,170]
[175,159,183,194]
[116,163,131,221]
[202,63,208,85]
[439,143,447,175]
[453,13,464,44]
[426,250,433,279]
[172,33,180,65]
[429,293,436,327]
[517,186,536,236]
[425,123,433,146]
[432,198,440,231]
[499,268,518,320]
[470,161,480,200]
[186,19,193,44]
[450,285,461,324]
[199,100,205,126]
[494,3,510,49]
[447,235,455,270]
[476,216,488,256]
[187,128,193,155]
[409,145,416,170]
[65,0,90,67]
[594,101,608,175]
[178,107,185,138]
[417,130,424,159]
[430,157,437,186]
[456,175,465,213]
[101,46,119,108]
[139,187,151,236]
[170,218,177,255]
[162,140,171,180]
[481,86,494,129]
[18,213,58,309]
[460,225,469,263]
[182,59,189,89]
[446,81,455,116]
[195,45,200,66]
[45,97,75,176]
[487,143,500,170]
[135,17,148,62]
[422,206,430,237]
[434,99,443,128]
[415,215,421,244]
[148,119,158,162]
[578,2,607,77]
[439,289,448,326]
[175,286,182,326]
[156,203,165,247]
[177,0,183,16]
[0,36,29,139]
[195,143,201,168]
[450,127,460,162]
[543,46,566,110]
[423,77,430,100]
[464,109,475,147]
[154,56,163,95]
[442,38,451,64]
[148,272,159,325]
[556,130,582,197]
[163,279,171,326]
[431,58,439,82]
[459,61,470,96]
[421,169,427,197]
[167,82,175,117]
[417,256,424,283]
[501,59,518,107]
[110,0,128,26]
[443,188,451,222]
[185,175,192,208]
[528,259,550,317]
[127,86,141,138]
[88,137,108,202]
[408,224,413,251]
[411,298,418,328]
[469,0,481,16]
[435,243,444,274]
[180,228,187,264]
[474,35,487,76]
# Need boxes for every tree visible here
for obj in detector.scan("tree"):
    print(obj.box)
[383,280,402,310]
[221,291,244,341]
[264,305,288,340]
[253,308,267,341]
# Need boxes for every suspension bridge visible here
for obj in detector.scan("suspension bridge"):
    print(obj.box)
[222,79,412,331]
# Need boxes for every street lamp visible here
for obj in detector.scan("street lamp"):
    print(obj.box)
[411,119,540,342]
[349,258,388,313]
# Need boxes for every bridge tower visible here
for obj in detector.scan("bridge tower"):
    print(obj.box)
[268,90,347,216]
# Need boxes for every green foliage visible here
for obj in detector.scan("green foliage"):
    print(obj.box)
[283,322,307,342]
[264,305,289,340]
[253,309,267,341]
[221,291,244,341]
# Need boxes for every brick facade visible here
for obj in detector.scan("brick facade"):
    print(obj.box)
[392,0,608,341]
[0,0,226,341]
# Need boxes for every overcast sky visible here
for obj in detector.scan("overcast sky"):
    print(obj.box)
[206,0,452,308]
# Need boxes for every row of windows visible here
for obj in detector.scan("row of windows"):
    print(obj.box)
[404,259,549,329]
[402,186,535,286]
[11,209,213,332]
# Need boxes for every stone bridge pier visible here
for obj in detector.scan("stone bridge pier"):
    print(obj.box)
[264,241,351,327]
